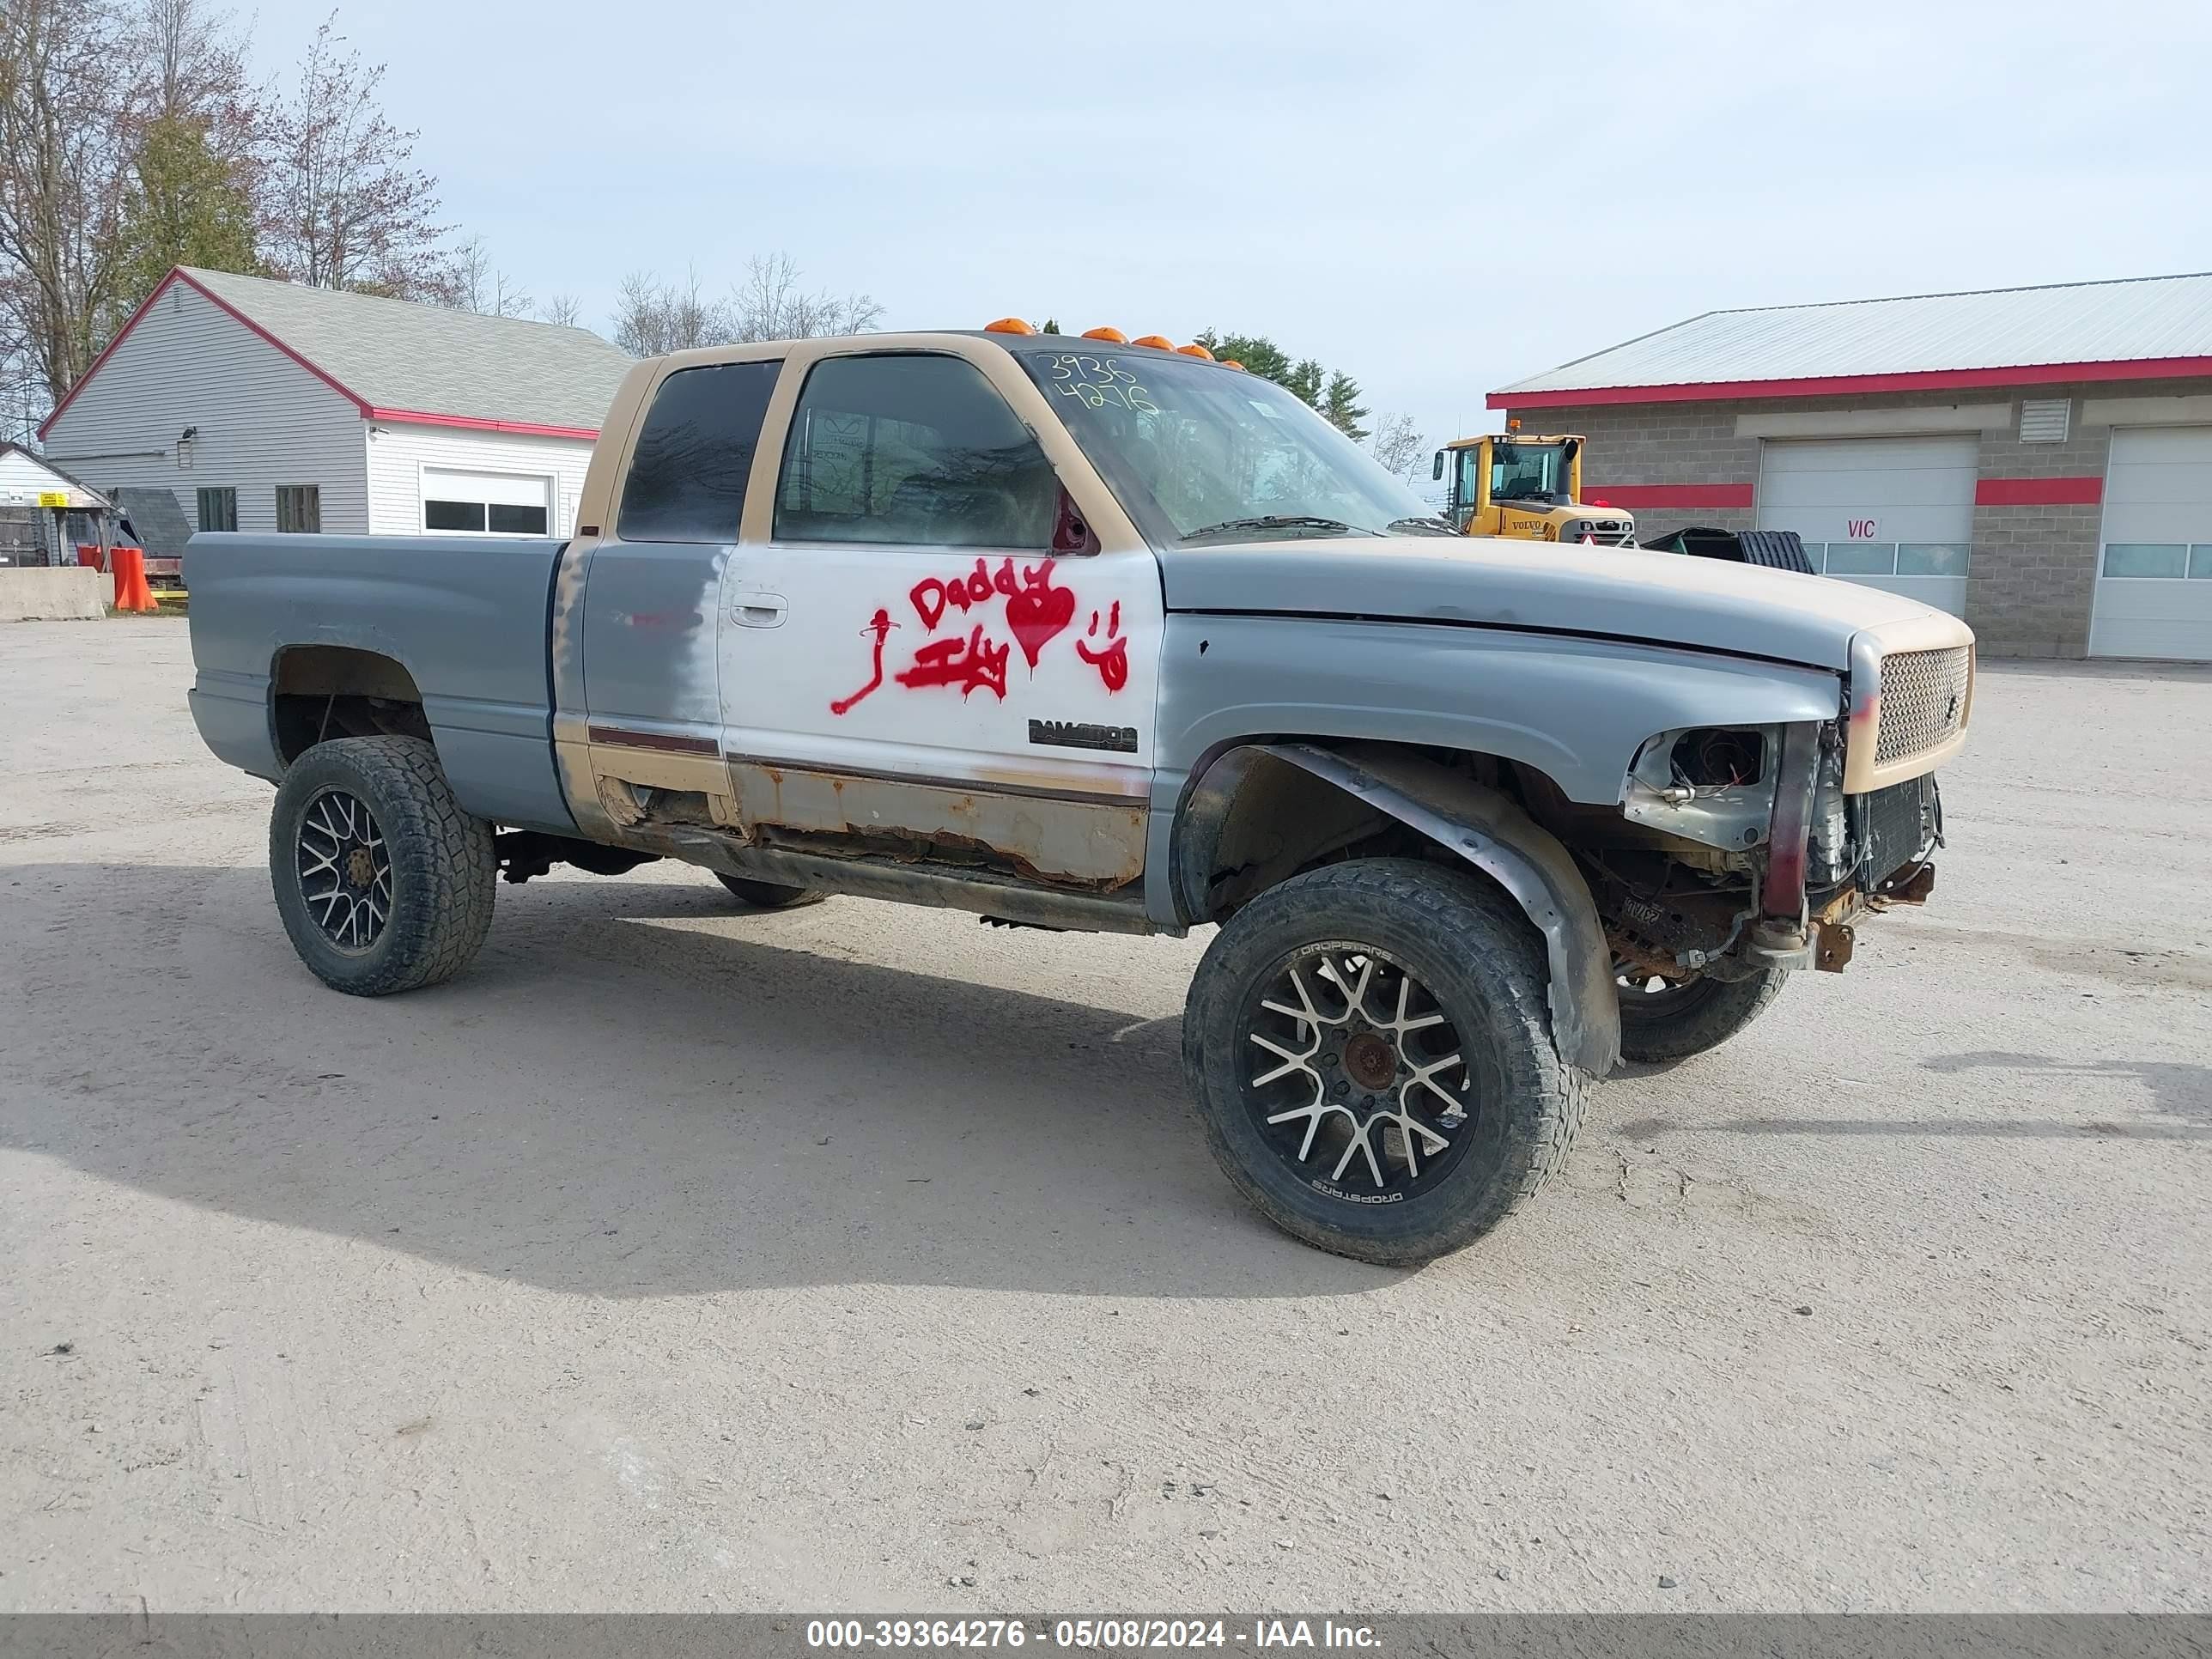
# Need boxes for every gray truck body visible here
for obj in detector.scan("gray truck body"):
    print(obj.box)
[186,329,1976,1085]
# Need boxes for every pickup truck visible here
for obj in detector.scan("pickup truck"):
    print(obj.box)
[186,325,1973,1265]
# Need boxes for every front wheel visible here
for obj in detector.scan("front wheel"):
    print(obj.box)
[269,736,495,996]
[1614,967,1785,1062]
[1182,858,1585,1267]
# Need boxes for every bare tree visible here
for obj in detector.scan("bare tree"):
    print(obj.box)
[447,234,532,317]
[611,267,729,356]
[727,252,881,343]
[1369,411,1427,482]
[126,0,250,139]
[538,291,580,327]
[0,0,137,405]
[255,14,455,300]
[606,254,885,355]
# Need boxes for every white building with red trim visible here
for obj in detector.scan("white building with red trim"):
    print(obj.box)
[37,266,633,550]
[1490,271,2212,660]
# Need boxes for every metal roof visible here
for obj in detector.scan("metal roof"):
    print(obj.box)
[1492,271,2212,407]
[179,268,632,434]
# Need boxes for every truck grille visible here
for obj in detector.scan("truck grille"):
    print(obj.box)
[1562,520,1636,546]
[1875,647,1972,768]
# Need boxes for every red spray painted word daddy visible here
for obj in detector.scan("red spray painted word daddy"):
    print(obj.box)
[830,555,1120,711]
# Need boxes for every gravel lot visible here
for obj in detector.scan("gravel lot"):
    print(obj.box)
[3,617,2208,1613]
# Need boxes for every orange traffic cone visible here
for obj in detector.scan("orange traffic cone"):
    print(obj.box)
[112,547,158,613]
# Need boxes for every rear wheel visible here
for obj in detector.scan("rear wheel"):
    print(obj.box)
[1614,966,1785,1062]
[269,736,495,996]
[714,872,826,910]
[1182,858,1584,1266]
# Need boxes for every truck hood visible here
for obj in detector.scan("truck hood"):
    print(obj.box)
[1155,535,1960,672]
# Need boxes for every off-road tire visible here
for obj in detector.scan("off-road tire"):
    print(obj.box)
[714,874,826,910]
[1182,857,1586,1267]
[1615,969,1786,1063]
[269,736,495,996]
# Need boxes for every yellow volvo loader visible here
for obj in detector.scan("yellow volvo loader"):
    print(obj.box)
[1432,430,1638,545]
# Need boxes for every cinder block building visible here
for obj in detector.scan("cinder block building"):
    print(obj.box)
[1491,272,2212,659]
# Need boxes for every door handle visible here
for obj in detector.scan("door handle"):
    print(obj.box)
[730,591,787,629]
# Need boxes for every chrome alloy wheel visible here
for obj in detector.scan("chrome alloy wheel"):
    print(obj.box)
[1240,946,1476,1202]
[296,787,392,951]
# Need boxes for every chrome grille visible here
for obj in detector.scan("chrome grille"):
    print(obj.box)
[1875,646,1971,768]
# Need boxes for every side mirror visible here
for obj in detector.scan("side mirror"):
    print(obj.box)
[1431,450,1445,482]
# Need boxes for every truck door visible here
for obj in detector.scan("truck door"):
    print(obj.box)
[572,358,782,835]
[717,349,1161,891]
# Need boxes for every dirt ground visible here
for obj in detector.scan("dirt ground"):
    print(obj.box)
[3,617,2208,1613]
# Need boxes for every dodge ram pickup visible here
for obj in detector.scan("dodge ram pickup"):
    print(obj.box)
[185,324,1974,1264]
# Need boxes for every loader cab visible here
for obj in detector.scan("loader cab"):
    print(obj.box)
[1436,434,1581,527]
[1488,437,1577,505]
[1432,431,1633,544]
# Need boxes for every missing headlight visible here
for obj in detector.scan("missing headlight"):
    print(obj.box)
[1670,728,1767,787]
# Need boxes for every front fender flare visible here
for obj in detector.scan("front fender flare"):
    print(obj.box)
[1183,741,1620,1076]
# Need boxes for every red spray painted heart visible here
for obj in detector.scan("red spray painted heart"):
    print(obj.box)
[1004,570,1076,669]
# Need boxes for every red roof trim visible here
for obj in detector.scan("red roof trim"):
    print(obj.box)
[368,408,599,441]
[1583,482,1754,510]
[38,267,374,440]
[1975,475,2104,507]
[1489,355,2212,410]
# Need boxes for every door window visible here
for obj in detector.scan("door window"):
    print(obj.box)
[618,359,782,543]
[775,354,1056,549]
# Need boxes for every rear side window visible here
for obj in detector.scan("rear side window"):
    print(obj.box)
[618,360,781,544]
[774,354,1056,549]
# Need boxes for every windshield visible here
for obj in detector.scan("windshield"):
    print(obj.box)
[1489,440,1570,504]
[1015,349,1447,544]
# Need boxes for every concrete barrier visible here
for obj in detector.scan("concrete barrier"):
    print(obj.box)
[0,565,107,622]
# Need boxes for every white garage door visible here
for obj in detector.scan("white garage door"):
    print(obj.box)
[1756,436,1978,616]
[2089,427,2212,660]
[420,467,553,537]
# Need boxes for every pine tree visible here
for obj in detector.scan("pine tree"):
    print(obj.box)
[1321,370,1369,440]
[110,115,256,324]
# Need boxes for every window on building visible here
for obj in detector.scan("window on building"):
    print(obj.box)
[421,468,553,537]
[197,487,237,532]
[1794,542,1977,579]
[422,497,550,535]
[2102,544,2189,579]
[1895,543,1969,577]
[618,360,783,543]
[775,354,1057,549]
[276,485,321,534]
[1823,541,1897,576]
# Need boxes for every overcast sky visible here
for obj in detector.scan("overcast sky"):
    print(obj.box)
[250,0,2209,453]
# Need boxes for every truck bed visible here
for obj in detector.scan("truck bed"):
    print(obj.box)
[185,532,578,835]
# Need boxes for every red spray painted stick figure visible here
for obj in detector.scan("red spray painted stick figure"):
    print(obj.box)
[830,608,897,714]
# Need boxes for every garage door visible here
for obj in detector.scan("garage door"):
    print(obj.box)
[420,467,553,537]
[1756,437,1977,616]
[2089,427,2212,660]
